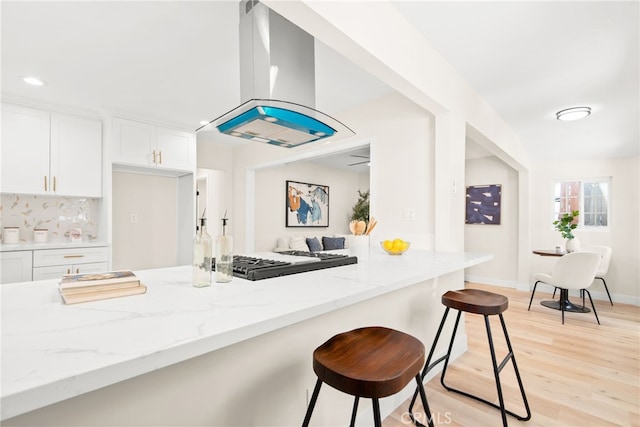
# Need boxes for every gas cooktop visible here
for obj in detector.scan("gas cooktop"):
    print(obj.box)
[212,251,358,281]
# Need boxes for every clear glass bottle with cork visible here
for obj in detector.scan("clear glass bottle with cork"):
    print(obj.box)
[193,212,212,287]
[215,210,233,283]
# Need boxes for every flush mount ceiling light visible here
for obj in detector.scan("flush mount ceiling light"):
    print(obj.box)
[556,106,591,121]
[23,76,46,86]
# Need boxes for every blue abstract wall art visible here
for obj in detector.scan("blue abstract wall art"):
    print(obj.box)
[465,184,502,225]
[286,180,329,227]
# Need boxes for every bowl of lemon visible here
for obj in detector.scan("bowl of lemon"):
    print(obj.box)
[380,238,410,255]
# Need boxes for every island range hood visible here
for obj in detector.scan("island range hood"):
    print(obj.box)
[197,0,354,148]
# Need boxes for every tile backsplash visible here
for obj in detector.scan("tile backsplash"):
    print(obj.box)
[0,194,99,244]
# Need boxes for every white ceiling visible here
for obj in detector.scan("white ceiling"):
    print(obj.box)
[2,1,638,171]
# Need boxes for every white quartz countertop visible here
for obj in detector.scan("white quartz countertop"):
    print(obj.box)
[1,249,492,420]
[0,241,108,252]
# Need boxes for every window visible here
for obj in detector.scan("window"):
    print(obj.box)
[554,178,610,228]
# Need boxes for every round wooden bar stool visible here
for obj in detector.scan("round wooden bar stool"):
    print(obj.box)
[302,326,432,427]
[408,289,531,427]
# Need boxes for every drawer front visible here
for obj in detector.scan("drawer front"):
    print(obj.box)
[33,246,108,267]
[33,262,109,281]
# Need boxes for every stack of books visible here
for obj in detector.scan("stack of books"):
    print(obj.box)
[59,270,147,304]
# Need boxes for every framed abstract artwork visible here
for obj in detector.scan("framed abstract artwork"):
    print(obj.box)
[286,180,329,227]
[465,184,502,225]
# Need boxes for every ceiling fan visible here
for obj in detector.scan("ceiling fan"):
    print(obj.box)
[348,154,370,166]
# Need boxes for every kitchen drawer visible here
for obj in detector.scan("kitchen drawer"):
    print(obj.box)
[33,262,108,281]
[33,246,108,267]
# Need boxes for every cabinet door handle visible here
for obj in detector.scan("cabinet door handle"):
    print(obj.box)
[76,268,80,274]
[63,255,85,259]
[152,150,157,164]
[53,176,56,192]
[44,176,48,192]
[67,268,71,274]
[158,150,162,164]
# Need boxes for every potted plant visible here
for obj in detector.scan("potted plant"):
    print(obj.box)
[553,210,580,252]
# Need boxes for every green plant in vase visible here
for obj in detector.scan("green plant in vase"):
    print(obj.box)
[553,210,580,252]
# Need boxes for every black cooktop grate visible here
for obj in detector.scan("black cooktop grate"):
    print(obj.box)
[213,251,358,281]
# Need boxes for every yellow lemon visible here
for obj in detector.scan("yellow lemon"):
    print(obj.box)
[392,240,404,252]
[383,240,393,251]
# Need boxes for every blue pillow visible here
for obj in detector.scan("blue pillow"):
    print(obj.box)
[322,236,345,250]
[306,237,323,252]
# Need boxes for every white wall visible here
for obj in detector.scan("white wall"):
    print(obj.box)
[253,161,366,252]
[340,93,436,249]
[112,172,178,270]
[464,156,519,286]
[529,157,640,303]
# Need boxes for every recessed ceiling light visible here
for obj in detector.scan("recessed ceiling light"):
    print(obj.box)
[556,106,591,121]
[199,120,209,126]
[23,76,45,86]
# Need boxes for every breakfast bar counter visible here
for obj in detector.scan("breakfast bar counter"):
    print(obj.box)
[2,249,492,426]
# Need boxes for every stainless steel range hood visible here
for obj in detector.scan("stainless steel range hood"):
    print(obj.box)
[197,0,354,148]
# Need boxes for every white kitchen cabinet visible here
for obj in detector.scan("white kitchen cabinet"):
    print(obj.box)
[0,251,33,284]
[112,118,195,173]
[1,103,102,197]
[156,126,196,171]
[1,103,51,195]
[32,246,108,281]
[50,113,103,197]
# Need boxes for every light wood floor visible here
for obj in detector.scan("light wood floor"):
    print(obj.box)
[384,283,640,427]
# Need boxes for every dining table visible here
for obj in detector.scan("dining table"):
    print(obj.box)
[532,249,590,313]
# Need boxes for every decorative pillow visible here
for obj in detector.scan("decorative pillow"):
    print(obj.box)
[322,236,345,250]
[333,234,350,249]
[306,237,323,252]
[289,236,310,252]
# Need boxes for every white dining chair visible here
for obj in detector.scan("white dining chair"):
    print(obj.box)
[583,245,613,305]
[528,251,602,324]
[551,245,614,305]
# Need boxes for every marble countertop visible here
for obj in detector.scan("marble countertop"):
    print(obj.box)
[0,241,108,252]
[1,249,492,420]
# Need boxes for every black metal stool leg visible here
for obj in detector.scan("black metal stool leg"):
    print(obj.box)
[439,313,531,426]
[498,314,531,421]
[408,307,451,421]
[349,396,359,427]
[302,379,322,427]
[485,314,508,427]
[414,373,434,427]
[372,398,382,427]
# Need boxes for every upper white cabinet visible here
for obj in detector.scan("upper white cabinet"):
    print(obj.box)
[112,118,195,173]
[1,103,51,195]
[1,103,102,197]
[50,113,103,197]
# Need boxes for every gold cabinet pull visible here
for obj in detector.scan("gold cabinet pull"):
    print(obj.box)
[63,255,85,259]
[76,268,79,274]
[44,176,48,191]
[158,150,162,164]
[67,268,71,274]
[152,150,157,164]
[53,176,56,192]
